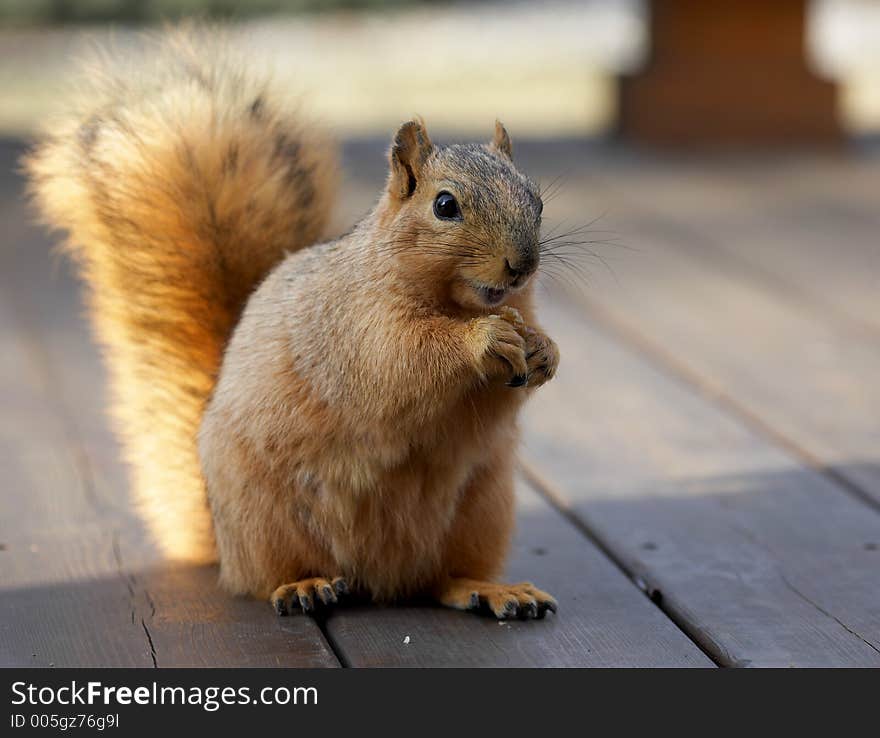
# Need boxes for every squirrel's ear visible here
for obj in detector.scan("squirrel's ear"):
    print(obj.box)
[490,120,513,160]
[388,118,434,200]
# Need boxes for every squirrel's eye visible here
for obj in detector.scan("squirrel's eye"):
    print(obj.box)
[433,192,461,221]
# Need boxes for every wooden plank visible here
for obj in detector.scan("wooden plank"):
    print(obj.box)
[0,181,150,667]
[1,525,338,667]
[0,146,339,667]
[125,559,341,669]
[325,477,713,667]
[540,160,880,508]
[521,292,880,667]
[713,159,880,336]
[581,154,880,338]
[0,296,155,667]
[7,135,876,668]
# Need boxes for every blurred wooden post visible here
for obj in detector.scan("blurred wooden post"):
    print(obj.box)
[618,0,842,145]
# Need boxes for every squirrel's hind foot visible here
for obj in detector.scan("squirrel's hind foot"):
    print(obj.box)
[437,578,557,620]
[271,577,349,616]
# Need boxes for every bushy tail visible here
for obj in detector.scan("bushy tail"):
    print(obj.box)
[26,30,337,563]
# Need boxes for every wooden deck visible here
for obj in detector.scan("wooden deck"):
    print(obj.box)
[1,138,878,668]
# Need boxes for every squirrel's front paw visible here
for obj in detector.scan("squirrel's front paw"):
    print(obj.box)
[523,327,559,388]
[471,306,528,386]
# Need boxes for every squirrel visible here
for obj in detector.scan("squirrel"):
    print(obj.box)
[26,31,560,620]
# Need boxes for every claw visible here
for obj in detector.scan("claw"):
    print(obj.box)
[521,601,539,619]
[298,592,314,613]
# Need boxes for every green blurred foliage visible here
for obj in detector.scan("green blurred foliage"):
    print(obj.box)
[0,0,424,25]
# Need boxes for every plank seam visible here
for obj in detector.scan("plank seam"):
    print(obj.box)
[779,573,880,656]
[565,288,880,516]
[519,458,726,667]
[625,206,880,343]
[111,529,159,668]
[314,615,351,668]
[141,619,158,668]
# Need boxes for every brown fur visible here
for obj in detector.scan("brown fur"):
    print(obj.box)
[25,31,337,562]
[27,31,559,619]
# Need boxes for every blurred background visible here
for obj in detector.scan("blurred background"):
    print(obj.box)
[2,1,880,668]
[0,0,879,140]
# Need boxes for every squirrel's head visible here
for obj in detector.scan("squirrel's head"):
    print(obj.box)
[377,118,542,312]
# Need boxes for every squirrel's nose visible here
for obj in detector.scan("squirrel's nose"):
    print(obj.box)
[505,255,537,282]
